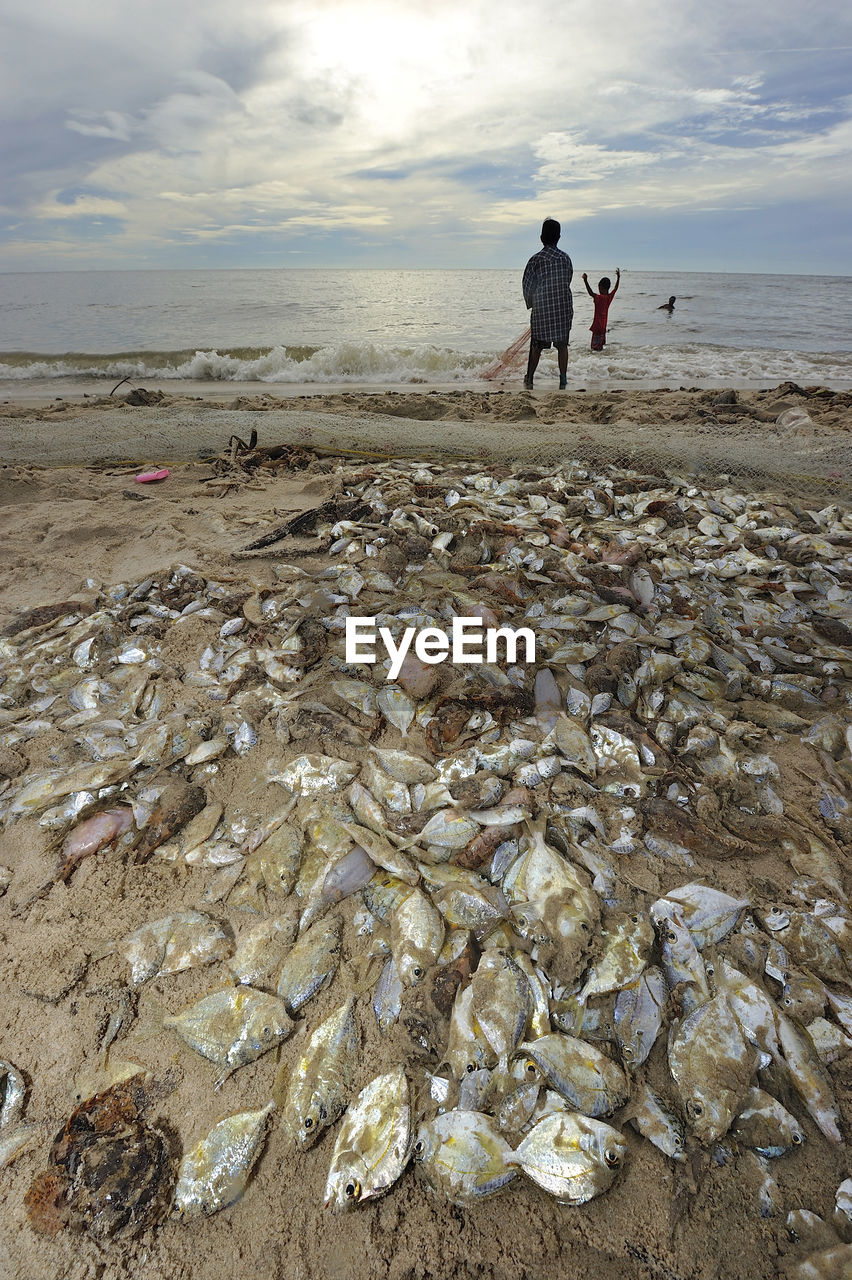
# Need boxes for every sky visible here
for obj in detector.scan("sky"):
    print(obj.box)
[1,0,851,273]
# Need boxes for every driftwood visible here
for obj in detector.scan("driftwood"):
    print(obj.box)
[240,496,371,552]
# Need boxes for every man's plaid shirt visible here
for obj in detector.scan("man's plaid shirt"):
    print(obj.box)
[522,245,574,343]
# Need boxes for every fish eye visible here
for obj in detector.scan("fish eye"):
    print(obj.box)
[631,914,640,923]
[792,1132,803,1145]
[304,1117,313,1129]
[580,922,589,932]
[673,1135,683,1149]
[604,1147,621,1168]
[621,1046,634,1060]
[413,966,423,979]
[783,997,793,1007]
[414,1138,424,1156]
[686,1099,703,1119]
[345,1180,360,1200]
[705,963,714,977]
[524,1060,537,1077]
[466,1062,477,1074]
[261,1025,272,1038]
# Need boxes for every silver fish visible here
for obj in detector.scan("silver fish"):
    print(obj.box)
[515,1033,629,1117]
[226,910,299,989]
[277,997,358,1148]
[324,1066,410,1212]
[372,956,404,1033]
[117,911,232,985]
[165,988,293,1074]
[614,965,667,1069]
[469,950,531,1063]
[623,1081,686,1162]
[732,1087,805,1157]
[775,1012,843,1144]
[390,887,445,987]
[668,992,756,1144]
[273,754,359,795]
[174,1103,274,1218]
[514,1112,626,1204]
[657,883,749,949]
[578,911,654,1002]
[276,915,342,1015]
[414,1110,516,1204]
[0,1061,27,1130]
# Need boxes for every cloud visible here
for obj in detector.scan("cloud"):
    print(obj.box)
[34,194,129,220]
[65,111,134,142]
[0,0,849,268]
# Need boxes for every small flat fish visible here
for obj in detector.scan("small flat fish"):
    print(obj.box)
[446,982,493,1080]
[174,1103,274,1218]
[654,905,711,1015]
[118,911,232,986]
[324,1066,410,1212]
[226,910,299,989]
[341,822,419,886]
[732,1087,805,1157]
[276,998,358,1148]
[578,911,654,1002]
[515,1112,626,1204]
[657,883,748,949]
[614,965,667,1069]
[468,950,531,1063]
[164,988,293,1073]
[623,1081,686,1162]
[276,915,342,1015]
[273,755,359,796]
[390,887,445,987]
[414,1110,516,1204]
[377,685,415,736]
[668,992,756,1144]
[515,1033,629,1117]
[775,1012,843,1144]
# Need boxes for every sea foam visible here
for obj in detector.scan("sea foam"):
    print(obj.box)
[0,341,850,387]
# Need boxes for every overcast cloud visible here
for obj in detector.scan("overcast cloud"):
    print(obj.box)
[1,0,850,271]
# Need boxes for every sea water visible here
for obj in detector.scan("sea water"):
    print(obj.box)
[0,268,850,390]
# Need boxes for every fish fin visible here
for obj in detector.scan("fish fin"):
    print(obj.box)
[87,937,116,963]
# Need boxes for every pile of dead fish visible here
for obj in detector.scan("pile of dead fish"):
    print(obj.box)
[1,456,852,1269]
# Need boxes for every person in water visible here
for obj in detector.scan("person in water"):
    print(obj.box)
[522,218,573,390]
[658,295,676,313]
[583,268,620,351]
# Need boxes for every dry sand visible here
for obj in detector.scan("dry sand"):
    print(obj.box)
[0,385,851,1280]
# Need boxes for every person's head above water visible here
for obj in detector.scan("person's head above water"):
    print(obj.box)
[599,277,611,293]
[540,218,561,246]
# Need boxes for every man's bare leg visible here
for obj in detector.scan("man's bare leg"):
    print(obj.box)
[524,341,541,389]
[557,343,568,389]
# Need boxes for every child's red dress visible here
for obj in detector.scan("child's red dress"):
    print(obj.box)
[590,292,614,350]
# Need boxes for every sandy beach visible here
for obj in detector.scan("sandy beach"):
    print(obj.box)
[1,383,851,1280]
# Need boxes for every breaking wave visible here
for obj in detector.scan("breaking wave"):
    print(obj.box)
[0,341,850,388]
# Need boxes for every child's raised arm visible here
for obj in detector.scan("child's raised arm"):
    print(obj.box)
[611,268,621,297]
[582,272,595,297]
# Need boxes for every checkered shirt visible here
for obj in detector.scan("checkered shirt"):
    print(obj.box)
[522,245,574,342]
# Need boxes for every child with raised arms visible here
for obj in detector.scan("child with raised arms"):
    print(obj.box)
[583,268,620,352]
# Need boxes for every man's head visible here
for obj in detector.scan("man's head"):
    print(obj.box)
[540,218,560,246]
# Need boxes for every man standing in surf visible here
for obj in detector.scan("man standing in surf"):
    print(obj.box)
[522,218,573,390]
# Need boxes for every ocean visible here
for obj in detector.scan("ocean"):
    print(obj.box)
[0,268,850,391]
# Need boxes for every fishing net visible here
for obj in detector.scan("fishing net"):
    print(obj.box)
[481,328,530,380]
[483,351,852,504]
